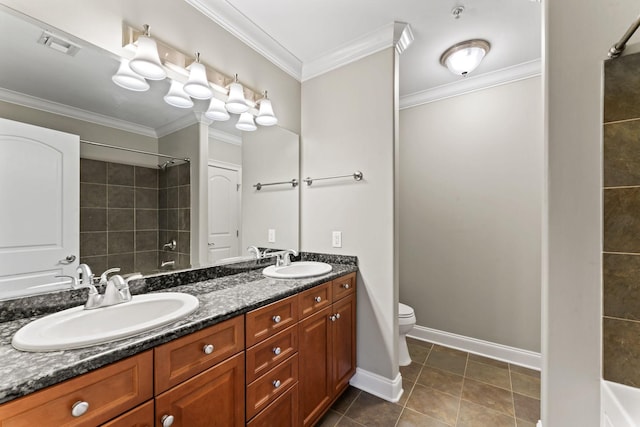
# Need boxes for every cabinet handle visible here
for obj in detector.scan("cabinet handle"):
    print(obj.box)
[273,379,281,388]
[342,283,350,289]
[335,313,341,319]
[203,344,214,355]
[272,315,281,323]
[329,314,337,322]
[161,415,175,427]
[273,346,282,355]
[314,296,322,303]
[71,401,89,417]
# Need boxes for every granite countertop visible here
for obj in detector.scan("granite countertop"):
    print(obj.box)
[0,262,357,404]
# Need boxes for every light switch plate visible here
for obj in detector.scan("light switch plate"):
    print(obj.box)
[268,229,276,243]
[332,231,342,248]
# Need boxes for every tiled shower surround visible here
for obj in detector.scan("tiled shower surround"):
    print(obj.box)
[603,52,640,388]
[79,159,190,275]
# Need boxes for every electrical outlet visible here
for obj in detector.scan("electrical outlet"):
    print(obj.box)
[268,229,276,243]
[332,231,342,248]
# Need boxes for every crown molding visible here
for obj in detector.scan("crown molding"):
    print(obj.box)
[155,112,202,138]
[400,59,542,110]
[0,88,157,138]
[185,0,302,80]
[302,22,413,82]
[208,127,242,146]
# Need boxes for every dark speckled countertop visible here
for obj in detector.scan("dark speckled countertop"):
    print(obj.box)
[0,254,357,404]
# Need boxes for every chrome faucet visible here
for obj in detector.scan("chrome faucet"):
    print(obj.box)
[262,249,298,267]
[58,265,141,310]
[247,246,261,259]
[56,263,101,309]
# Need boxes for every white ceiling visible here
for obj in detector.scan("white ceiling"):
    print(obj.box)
[194,0,542,97]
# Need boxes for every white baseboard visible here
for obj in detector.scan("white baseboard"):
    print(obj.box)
[349,368,404,403]
[408,325,541,371]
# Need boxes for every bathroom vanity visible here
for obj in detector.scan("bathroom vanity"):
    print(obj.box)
[0,259,357,427]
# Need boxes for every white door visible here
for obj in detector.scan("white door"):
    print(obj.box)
[208,165,240,263]
[0,118,79,298]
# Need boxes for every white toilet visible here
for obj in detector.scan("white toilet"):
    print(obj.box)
[398,302,416,366]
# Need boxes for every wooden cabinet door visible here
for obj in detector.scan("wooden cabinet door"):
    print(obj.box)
[100,401,154,427]
[155,352,244,427]
[331,293,356,396]
[247,384,298,427]
[298,307,332,427]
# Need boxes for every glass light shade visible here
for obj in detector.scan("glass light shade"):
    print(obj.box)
[164,80,194,109]
[235,112,257,131]
[440,40,490,76]
[205,97,230,121]
[183,61,212,100]
[255,98,278,126]
[112,59,150,92]
[129,35,166,80]
[225,82,249,114]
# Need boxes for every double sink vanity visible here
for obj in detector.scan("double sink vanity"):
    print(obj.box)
[0,254,358,427]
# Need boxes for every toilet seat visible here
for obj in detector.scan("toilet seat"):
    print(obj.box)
[399,302,414,318]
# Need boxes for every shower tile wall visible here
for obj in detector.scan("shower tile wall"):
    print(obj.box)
[603,52,640,388]
[79,159,190,275]
[158,163,191,269]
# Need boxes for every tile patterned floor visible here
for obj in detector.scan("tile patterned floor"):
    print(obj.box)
[317,338,541,427]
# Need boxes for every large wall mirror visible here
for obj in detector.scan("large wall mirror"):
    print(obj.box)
[0,6,299,299]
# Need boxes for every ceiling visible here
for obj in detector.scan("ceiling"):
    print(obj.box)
[193,0,542,97]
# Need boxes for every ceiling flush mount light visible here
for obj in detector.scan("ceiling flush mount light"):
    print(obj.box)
[225,75,249,114]
[112,59,150,92]
[129,25,166,80]
[183,52,213,100]
[440,39,490,76]
[164,80,194,109]
[205,97,230,121]
[255,91,278,126]
[236,112,257,132]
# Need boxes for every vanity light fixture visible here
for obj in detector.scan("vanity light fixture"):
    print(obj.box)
[111,59,150,92]
[440,39,490,76]
[225,74,250,114]
[236,112,257,132]
[163,80,194,109]
[128,25,166,80]
[205,97,231,121]
[255,91,278,126]
[183,52,213,100]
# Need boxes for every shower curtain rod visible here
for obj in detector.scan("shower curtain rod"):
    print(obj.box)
[609,14,640,58]
[80,139,190,163]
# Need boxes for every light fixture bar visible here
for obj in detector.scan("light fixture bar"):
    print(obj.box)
[122,23,262,104]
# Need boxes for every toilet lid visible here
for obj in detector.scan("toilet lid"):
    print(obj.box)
[399,303,414,318]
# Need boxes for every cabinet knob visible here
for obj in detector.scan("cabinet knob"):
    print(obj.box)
[342,283,350,289]
[203,344,214,355]
[273,379,281,388]
[272,315,281,323]
[161,415,175,427]
[335,313,341,319]
[329,315,337,322]
[314,296,322,303]
[71,401,89,417]
[273,346,282,356]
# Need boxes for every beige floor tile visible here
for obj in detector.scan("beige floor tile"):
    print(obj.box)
[426,347,468,375]
[513,392,541,423]
[344,392,403,427]
[332,386,361,414]
[516,418,538,427]
[397,408,452,427]
[406,384,460,425]
[409,342,431,364]
[509,364,540,379]
[461,378,514,416]
[336,416,365,427]
[407,337,434,349]
[316,410,343,427]
[400,361,423,382]
[468,353,509,369]
[465,360,511,390]
[457,400,516,427]
[417,366,464,396]
[511,372,541,399]
[397,378,415,407]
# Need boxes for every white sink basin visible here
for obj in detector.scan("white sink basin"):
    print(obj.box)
[12,292,199,352]
[263,261,332,279]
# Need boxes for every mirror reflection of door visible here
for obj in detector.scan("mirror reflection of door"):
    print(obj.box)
[207,163,241,264]
[0,118,79,298]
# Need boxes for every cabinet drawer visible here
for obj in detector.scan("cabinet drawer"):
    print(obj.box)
[247,384,298,427]
[246,324,298,384]
[0,351,153,427]
[154,316,244,394]
[298,282,332,319]
[100,400,153,427]
[246,295,298,347]
[155,352,245,427]
[332,273,356,301]
[246,354,298,420]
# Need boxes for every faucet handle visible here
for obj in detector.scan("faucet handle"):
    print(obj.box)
[55,274,79,288]
[76,264,94,286]
[99,268,121,284]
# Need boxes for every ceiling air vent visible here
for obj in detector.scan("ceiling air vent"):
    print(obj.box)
[37,31,80,56]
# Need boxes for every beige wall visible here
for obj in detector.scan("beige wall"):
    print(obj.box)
[209,138,241,167]
[399,76,543,352]
[301,48,398,381]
